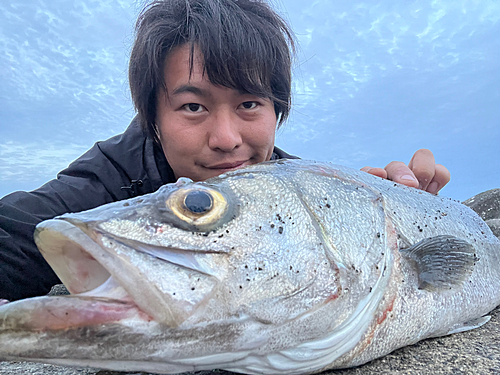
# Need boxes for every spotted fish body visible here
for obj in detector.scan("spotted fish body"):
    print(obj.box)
[0,159,499,374]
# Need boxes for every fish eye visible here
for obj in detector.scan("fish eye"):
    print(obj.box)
[165,187,228,230]
[184,190,213,213]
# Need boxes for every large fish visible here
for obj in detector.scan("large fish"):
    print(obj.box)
[0,159,499,374]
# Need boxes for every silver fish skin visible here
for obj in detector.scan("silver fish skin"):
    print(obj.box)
[0,159,499,374]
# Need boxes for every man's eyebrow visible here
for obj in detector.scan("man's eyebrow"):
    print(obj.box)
[172,85,208,97]
[171,85,264,99]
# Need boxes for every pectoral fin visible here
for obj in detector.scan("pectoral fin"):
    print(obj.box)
[401,235,477,291]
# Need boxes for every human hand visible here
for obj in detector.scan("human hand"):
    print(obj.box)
[361,149,450,194]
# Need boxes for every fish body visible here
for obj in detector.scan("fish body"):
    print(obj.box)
[0,159,499,374]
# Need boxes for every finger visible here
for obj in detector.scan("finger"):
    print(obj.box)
[408,149,436,191]
[426,164,451,194]
[361,166,388,179]
[384,161,419,188]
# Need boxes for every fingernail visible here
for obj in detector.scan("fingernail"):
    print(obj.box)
[427,181,439,194]
[400,175,416,182]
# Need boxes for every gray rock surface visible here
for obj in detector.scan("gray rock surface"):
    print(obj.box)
[463,188,500,238]
[1,189,499,375]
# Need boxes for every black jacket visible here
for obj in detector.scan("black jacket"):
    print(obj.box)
[0,117,297,301]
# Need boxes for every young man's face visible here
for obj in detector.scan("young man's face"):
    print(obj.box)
[156,44,277,182]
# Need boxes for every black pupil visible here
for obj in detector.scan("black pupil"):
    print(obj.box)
[184,190,213,213]
[188,103,200,112]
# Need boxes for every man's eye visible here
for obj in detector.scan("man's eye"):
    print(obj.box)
[182,103,204,113]
[241,101,258,110]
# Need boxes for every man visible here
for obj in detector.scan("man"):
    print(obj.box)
[0,0,449,301]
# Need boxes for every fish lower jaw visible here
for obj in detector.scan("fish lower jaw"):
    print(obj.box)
[0,294,151,333]
[0,275,153,332]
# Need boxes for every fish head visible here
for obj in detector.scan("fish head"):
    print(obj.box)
[33,163,348,329]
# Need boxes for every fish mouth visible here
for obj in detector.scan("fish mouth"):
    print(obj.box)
[29,219,219,328]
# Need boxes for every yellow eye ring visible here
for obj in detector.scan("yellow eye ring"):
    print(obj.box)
[166,187,228,228]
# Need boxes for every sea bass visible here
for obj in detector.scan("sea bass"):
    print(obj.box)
[0,159,499,374]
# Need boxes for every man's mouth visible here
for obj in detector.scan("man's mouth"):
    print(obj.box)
[206,160,250,170]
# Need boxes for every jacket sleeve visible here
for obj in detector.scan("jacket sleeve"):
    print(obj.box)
[0,119,164,301]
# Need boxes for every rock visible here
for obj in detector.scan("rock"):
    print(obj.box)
[49,284,70,296]
[463,188,500,221]
[463,188,500,238]
[485,218,500,239]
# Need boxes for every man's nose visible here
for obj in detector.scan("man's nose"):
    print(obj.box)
[207,109,243,152]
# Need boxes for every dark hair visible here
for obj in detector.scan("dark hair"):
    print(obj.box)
[129,0,295,143]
